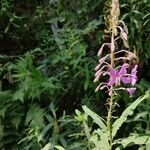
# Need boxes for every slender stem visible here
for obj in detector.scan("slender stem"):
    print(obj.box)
[107,21,115,150]
[107,93,113,150]
[106,0,120,149]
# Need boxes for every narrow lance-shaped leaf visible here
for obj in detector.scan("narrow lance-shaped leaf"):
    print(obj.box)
[114,134,150,148]
[112,90,150,138]
[41,143,52,150]
[82,105,107,131]
[55,145,65,150]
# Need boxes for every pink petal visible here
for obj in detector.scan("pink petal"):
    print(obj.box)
[108,77,116,86]
[131,65,138,75]
[107,68,118,86]
[118,63,129,76]
[127,88,136,97]
[130,65,138,85]
[131,77,137,85]
[109,68,117,77]
[120,77,131,84]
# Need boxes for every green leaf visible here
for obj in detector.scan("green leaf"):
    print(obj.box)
[112,91,150,138]
[83,121,91,139]
[0,125,4,140]
[84,79,89,91]
[114,134,150,148]
[4,24,10,33]
[93,129,110,149]
[55,145,65,150]
[82,105,107,130]
[25,105,45,128]
[41,143,52,150]
[75,109,85,122]
[0,107,7,118]
[38,124,53,142]
[82,106,110,148]
[13,89,24,102]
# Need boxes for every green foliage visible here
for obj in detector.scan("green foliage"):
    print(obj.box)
[12,52,62,101]
[112,91,150,138]
[19,102,87,150]
[82,90,150,149]
[83,106,109,150]
[121,0,150,61]
[0,0,150,149]
[0,91,24,149]
[114,134,150,149]
[18,104,46,150]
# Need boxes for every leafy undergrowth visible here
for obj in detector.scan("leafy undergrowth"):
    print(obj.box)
[0,0,150,149]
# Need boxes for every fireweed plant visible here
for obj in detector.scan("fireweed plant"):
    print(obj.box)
[94,0,138,147]
[81,0,150,150]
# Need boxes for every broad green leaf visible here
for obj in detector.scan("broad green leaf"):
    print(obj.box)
[90,134,101,150]
[112,91,150,138]
[146,144,150,150]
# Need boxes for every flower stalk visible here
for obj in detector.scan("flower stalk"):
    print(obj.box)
[94,0,138,149]
[107,15,116,150]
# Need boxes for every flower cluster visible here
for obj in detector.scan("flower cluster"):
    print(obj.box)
[108,63,138,96]
[94,0,138,97]
[108,63,137,86]
[94,62,138,97]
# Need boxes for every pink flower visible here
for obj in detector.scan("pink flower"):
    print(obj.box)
[108,63,130,86]
[108,64,138,88]
[94,62,138,97]
[130,65,138,85]
[127,88,136,97]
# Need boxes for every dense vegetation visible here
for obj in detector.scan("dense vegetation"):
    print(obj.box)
[0,0,150,149]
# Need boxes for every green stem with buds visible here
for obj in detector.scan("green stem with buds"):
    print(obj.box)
[107,94,113,150]
[107,25,115,150]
